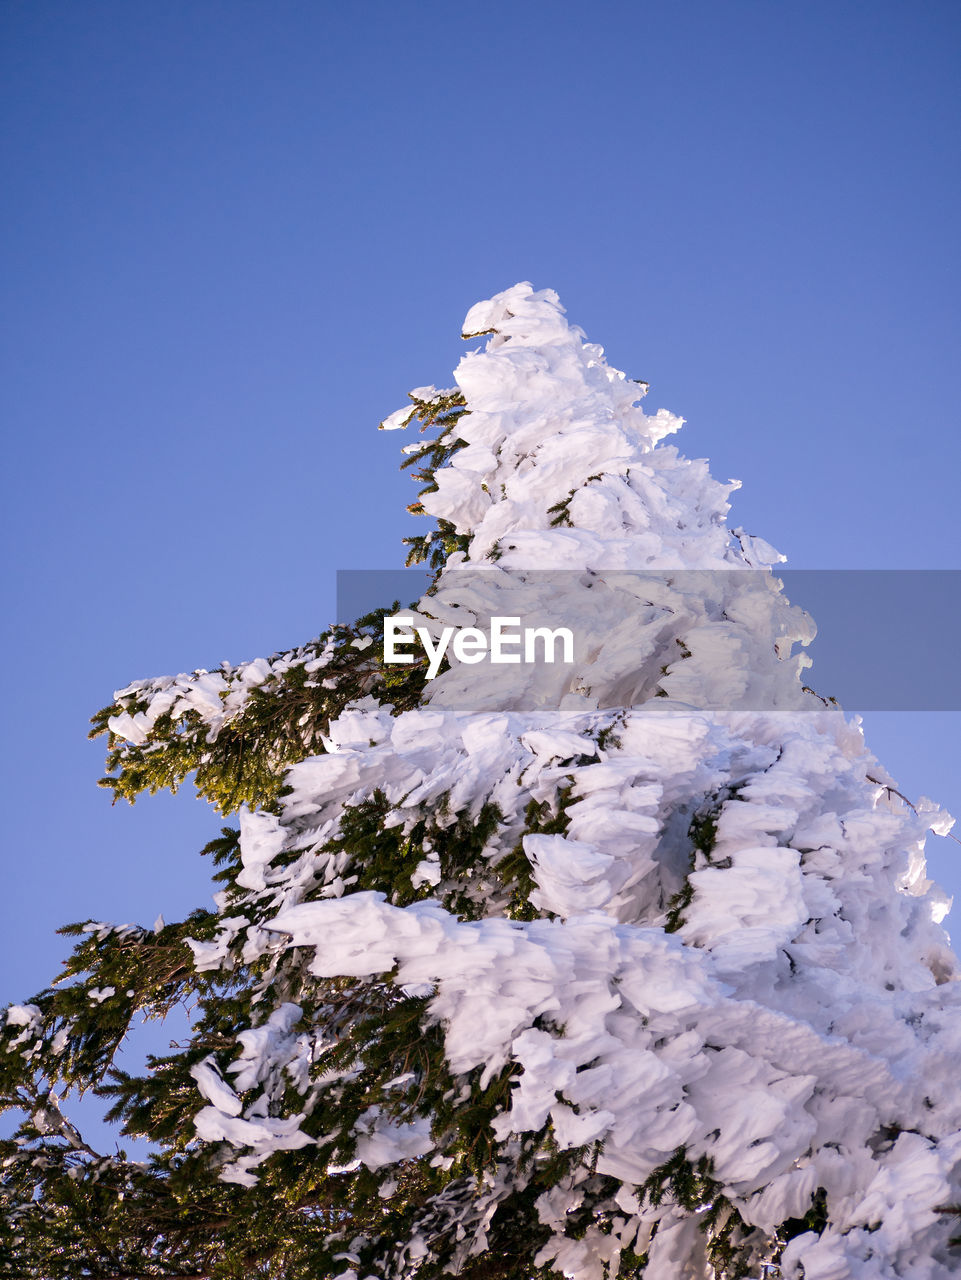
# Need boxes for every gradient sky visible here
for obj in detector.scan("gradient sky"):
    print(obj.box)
[2,0,959,1144]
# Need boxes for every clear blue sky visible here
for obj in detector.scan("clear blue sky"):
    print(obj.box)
[2,0,959,1064]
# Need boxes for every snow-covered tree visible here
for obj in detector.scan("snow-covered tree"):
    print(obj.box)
[3,283,961,1279]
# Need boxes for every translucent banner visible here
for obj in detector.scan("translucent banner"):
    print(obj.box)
[336,569,961,712]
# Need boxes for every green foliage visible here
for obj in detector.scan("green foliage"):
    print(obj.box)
[498,788,576,922]
[663,800,720,933]
[391,388,473,570]
[777,1185,828,1247]
[640,1148,759,1279]
[0,1142,344,1279]
[331,791,506,922]
[546,475,603,529]
[664,786,741,933]
[90,609,430,815]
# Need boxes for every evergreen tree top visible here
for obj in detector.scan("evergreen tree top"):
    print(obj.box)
[384,281,764,574]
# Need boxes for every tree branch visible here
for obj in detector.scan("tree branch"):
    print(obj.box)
[867,774,961,846]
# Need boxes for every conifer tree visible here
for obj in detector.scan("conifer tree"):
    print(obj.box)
[3,284,961,1279]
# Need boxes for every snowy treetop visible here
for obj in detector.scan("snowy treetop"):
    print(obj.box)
[387,282,777,574]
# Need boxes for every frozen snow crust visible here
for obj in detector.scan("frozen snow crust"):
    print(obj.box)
[122,286,961,1276]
